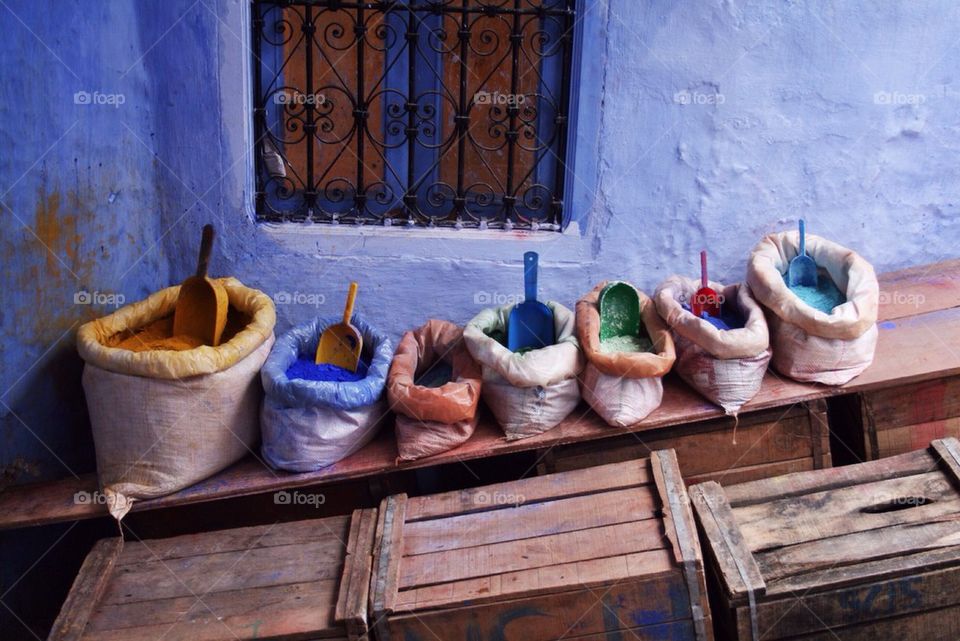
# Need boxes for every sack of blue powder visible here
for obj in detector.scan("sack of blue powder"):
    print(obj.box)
[463,302,583,440]
[259,314,393,472]
[655,276,771,415]
[576,282,676,427]
[388,319,482,461]
[747,231,879,385]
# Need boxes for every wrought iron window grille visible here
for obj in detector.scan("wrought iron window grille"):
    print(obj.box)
[252,0,576,231]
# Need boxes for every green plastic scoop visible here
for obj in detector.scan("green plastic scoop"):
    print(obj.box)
[599,281,641,341]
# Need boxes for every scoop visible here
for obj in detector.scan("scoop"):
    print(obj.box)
[172,224,228,347]
[691,250,722,319]
[507,252,555,352]
[315,282,363,372]
[787,219,818,288]
[599,281,640,341]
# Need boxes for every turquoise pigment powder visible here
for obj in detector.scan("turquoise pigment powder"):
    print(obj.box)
[287,355,369,382]
[784,276,846,313]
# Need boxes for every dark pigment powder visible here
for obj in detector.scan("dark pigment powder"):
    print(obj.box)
[287,355,370,382]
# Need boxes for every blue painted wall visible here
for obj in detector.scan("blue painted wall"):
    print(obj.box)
[1,0,959,636]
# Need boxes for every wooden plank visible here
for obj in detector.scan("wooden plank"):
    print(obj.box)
[405,458,651,522]
[752,564,960,638]
[689,483,765,602]
[369,493,406,640]
[651,449,711,641]
[5,261,960,532]
[933,438,960,486]
[755,515,960,582]
[398,519,667,589]
[685,457,814,487]
[876,257,960,320]
[335,508,377,638]
[117,515,350,565]
[734,471,960,551]
[773,602,960,641]
[100,539,346,605]
[765,545,960,597]
[387,573,694,641]
[723,446,938,508]
[870,418,960,460]
[85,579,340,635]
[544,407,819,478]
[48,538,123,641]
[393,549,676,612]
[403,486,656,556]
[863,377,960,428]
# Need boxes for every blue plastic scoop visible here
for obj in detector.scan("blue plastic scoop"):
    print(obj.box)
[787,219,818,288]
[507,251,555,352]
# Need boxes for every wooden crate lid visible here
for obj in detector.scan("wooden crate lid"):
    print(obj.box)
[691,438,960,608]
[49,509,377,641]
[369,451,708,631]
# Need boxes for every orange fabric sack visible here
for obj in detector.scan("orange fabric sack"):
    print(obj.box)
[576,282,675,427]
[388,320,482,461]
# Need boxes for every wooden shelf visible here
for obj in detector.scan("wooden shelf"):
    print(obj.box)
[2,259,959,531]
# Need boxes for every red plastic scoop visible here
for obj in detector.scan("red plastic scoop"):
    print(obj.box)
[691,250,722,318]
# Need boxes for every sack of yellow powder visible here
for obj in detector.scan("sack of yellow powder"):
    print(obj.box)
[747,231,878,385]
[463,302,583,440]
[76,278,276,520]
[576,282,675,427]
[655,277,771,415]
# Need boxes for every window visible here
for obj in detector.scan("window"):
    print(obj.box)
[252,0,577,230]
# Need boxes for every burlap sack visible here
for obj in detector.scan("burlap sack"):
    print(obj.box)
[388,320,482,461]
[77,278,276,520]
[655,277,771,414]
[577,282,675,427]
[464,302,583,439]
[260,315,393,472]
[747,232,879,384]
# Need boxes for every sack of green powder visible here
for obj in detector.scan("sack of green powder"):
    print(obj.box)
[654,277,771,415]
[260,314,393,472]
[747,231,879,385]
[576,282,675,427]
[463,302,583,440]
[76,278,276,520]
[388,319,482,461]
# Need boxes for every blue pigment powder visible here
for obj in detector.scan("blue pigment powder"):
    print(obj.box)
[286,355,369,382]
[786,278,846,314]
[683,304,745,331]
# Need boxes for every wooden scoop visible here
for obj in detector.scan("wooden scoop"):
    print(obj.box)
[315,282,363,372]
[172,224,228,347]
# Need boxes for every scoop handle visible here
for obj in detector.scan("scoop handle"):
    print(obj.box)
[196,224,214,278]
[524,252,538,302]
[799,219,806,257]
[700,250,708,289]
[342,282,358,324]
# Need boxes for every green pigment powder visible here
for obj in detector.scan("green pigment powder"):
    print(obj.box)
[787,279,846,314]
[600,334,654,354]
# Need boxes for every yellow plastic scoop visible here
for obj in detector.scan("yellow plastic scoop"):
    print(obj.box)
[315,282,363,371]
[172,224,228,347]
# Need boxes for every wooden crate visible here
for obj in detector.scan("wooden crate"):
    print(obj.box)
[538,400,831,486]
[48,509,377,641]
[691,438,960,640]
[861,376,960,460]
[368,450,713,641]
